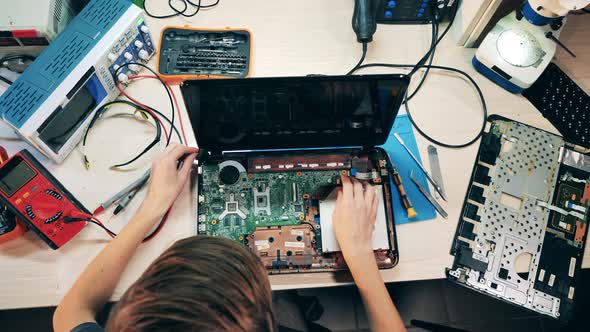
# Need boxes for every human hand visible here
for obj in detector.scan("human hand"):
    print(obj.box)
[141,144,198,217]
[333,175,379,266]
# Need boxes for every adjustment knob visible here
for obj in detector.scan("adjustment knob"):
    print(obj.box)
[140,25,149,33]
[27,189,65,221]
[117,73,129,82]
[134,40,144,49]
[108,53,117,61]
[128,64,140,72]
[124,52,133,61]
[138,49,150,60]
[25,205,36,219]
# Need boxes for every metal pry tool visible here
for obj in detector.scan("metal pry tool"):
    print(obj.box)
[427,145,446,200]
[410,170,448,219]
[394,133,447,201]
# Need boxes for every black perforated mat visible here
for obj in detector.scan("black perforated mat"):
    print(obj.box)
[523,63,589,149]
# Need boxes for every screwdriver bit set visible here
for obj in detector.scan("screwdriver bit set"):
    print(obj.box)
[157,27,252,83]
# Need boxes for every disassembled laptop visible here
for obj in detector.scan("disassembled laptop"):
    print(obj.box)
[185,75,410,274]
[448,116,590,320]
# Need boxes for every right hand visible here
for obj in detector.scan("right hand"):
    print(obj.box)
[332,175,379,265]
[142,144,198,217]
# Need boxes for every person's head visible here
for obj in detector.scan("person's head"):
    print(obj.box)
[107,236,275,332]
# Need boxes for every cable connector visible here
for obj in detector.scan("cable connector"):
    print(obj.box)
[84,155,91,170]
[63,209,95,224]
[63,217,86,224]
[134,109,149,120]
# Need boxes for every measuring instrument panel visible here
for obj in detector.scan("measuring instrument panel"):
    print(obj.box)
[0,147,28,244]
[0,0,155,163]
[0,150,89,249]
[377,0,456,24]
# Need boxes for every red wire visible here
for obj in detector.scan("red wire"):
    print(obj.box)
[142,209,171,242]
[171,86,188,144]
[116,80,169,139]
[90,74,186,242]
[118,75,188,144]
[89,213,169,243]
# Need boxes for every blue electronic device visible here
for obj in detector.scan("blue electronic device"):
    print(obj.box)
[377,0,456,24]
[0,0,155,163]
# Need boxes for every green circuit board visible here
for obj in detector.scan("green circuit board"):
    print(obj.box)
[550,183,582,233]
[548,177,589,248]
[199,164,342,243]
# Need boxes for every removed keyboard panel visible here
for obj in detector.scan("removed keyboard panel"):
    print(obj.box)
[157,27,251,83]
[447,117,590,321]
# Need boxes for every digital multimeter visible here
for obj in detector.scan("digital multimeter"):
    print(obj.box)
[0,150,89,249]
[0,146,28,244]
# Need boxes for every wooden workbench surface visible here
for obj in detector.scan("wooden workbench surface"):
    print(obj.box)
[0,0,587,310]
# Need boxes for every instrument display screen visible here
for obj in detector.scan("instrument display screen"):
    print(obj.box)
[38,84,97,153]
[0,156,37,197]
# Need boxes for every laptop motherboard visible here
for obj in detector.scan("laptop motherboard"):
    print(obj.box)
[197,150,398,273]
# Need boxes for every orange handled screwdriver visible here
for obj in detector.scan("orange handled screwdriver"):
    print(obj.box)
[391,164,417,219]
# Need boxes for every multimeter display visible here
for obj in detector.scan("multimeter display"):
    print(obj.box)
[0,150,89,249]
[0,157,37,197]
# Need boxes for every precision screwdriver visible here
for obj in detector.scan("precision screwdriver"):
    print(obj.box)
[391,164,417,219]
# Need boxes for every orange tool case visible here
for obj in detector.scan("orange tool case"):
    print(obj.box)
[157,26,252,84]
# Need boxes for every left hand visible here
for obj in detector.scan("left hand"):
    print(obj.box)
[141,144,198,216]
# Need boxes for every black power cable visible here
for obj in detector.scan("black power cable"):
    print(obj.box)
[0,54,36,86]
[81,101,183,169]
[80,65,186,242]
[356,62,488,148]
[143,0,220,19]
[347,1,483,148]
[0,75,12,86]
[64,210,170,242]
[149,108,183,143]
[407,2,459,77]
[113,62,176,146]
[75,63,186,243]
[347,42,368,75]
[347,3,441,97]
[407,1,460,101]
[82,100,163,169]
[407,15,438,102]
[0,54,36,64]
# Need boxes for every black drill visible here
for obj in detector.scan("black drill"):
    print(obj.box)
[352,0,378,43]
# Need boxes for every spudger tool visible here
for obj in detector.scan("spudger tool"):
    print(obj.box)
[427,145,446,200]
[394,133,447,201]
